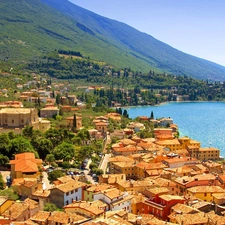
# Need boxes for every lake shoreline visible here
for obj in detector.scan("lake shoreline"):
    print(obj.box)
[127,102,225,157]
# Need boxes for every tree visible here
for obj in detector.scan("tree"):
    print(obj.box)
[123,109,129,118]
[45,154,55,165]
[9,136,38,158]
[73,114,77,130]
[48,170,64,184]
[150,111,154,119]
[0,187,19,200]
[59,107,63,116]
[56,94,60,105]
[0,133,10,156]
[0,154,9,167]
[0,173,4,190]
[32,137,53,160]
[53,142,75,162]
[22,125,34,138]
[44,203,61,212]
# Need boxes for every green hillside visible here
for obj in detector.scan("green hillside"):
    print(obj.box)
[1,0,225,80]
[0,0,156,72]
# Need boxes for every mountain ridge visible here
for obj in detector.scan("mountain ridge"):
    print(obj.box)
[1,0,225,80]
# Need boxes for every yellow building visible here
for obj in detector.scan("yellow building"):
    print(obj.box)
[108,156,134,174]
[112,161,135,179]
[0,108,50,133]
[0,196,14,214]
[179,137,201,149]
[0,108,39,128]
[198,147,220,161]
[135,162,167,179]
[38,119,51,133]
[154,139,182,152]
[188,147,220,161]
[186,186,225,202]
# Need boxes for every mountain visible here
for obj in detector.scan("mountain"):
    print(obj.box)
[1,0,225,80]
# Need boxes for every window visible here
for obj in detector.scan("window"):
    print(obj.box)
[204,193,207,197]
[66,192,69,196]
[12,119,14,124]
[75,188,78,192]
[21,119,24,123]
[71,190,74,194]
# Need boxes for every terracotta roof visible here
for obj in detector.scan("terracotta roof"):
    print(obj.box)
[160,194,184,201]
[136,162,166,170]
[0,108,34,114]
[32,189,50,198]
[187,186,225,193]
[2,198,38,220]
[10,153,42,173]
[147,187,169,195]
[103,188,123,200]
[87,183,114,192]
[109,156,134,163]
[64,200,106,216]
[30,211,51,222]
[199,147,220,151]
[24,198,39,210]
[113,161,135,168]
[49,211,87,224]
[154,177,176,187]
[53,180,86,193]
[174,212,207,225]
[171,203,199,214]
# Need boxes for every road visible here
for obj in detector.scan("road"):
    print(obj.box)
[99,153,111,174]
[83,158,97,184]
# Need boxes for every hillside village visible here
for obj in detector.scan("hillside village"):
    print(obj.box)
[0,73,225,225]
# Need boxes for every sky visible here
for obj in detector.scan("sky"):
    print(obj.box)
[69,0,225,67]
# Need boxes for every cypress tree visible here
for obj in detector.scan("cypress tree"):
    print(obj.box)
[150,111,154,119]
[73,114,77,130]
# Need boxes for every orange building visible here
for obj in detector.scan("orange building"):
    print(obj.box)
[10,153,42,181]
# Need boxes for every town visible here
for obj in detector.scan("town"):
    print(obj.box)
[0,73,223,225]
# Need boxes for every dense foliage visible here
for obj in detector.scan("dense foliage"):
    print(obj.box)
[1,0,225,80]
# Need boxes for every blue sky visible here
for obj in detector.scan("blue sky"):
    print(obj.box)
[69,0,225,66]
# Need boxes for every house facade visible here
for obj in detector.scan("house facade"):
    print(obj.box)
[49,180,86,208]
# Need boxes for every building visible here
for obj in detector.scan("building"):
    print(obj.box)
[92,188,133,212]
[0,108,50,133]
[49,180,86,208]
[186,186,225,202]
[64,200,107,219]
[162,157,199,168]
[40,107,59,118]
[2,198,39,222]
[143,194,185,221]
[0,196,14,214]
[0,108,38,128]
[11,178,42,198]
[154,138,182,152]
[174,174,219,196]
[10,153,43,181]
[65,115,82,130]
[188,146,220,161]
[154,128,174,140]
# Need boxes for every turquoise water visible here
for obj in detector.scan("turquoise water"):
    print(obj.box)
[127,102,225,157]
